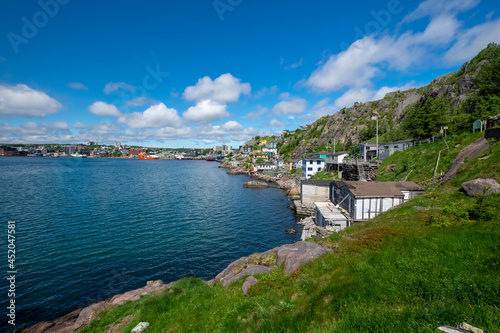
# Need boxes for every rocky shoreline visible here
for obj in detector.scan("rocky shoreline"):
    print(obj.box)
[221,164,301,200]
[23,241,332,333]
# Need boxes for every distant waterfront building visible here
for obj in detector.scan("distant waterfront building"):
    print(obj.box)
[65,145,76,156]
[213,145,232,156]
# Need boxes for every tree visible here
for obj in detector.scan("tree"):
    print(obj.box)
[347,145,361,159]
[256,158,265,164]
[113,151,122,157]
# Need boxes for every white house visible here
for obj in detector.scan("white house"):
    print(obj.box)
[325,151,348,172]
[302,158,325,179]
[329,181,424,221]
[378,139,414,160]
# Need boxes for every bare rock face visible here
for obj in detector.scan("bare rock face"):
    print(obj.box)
[242,276,259,296]
[110,280,175,306]
[210,241,332,287]
[487,113,500,128]
[243,181,269,188]
[22,280,174,333]
[275,242,333,275]
[462,178,500,197]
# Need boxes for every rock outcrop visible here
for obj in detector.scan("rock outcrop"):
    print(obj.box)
[243,181,269,188]
[462,178,500,197]
[22,280,174,333]
[242,276,259,296]
[209,241,332,287]
[441,137,491,185]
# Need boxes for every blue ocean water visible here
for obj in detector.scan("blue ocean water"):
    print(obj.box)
[0,157,300,330]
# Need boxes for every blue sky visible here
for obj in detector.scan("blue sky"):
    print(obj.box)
[0,0,499,148]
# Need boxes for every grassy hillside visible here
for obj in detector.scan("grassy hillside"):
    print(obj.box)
[376,132,500,187]
[278,43,500,160]
[79,137,500,333]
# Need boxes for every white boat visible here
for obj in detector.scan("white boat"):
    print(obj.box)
[70,153,86,158]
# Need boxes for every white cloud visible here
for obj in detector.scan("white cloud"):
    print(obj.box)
[417,15,461,46]
[144,126,193,140]
[284,58,304,70]
[371,82,416,101]
[444,18,500,63]
[272,97,307,115]
[334,81,416,109]
[183,73,251,104]
[246,105,268,119]
[402,0,480,23]
[0,84,62,118]
[254,86,278,99]
[118,103,182,129]
[0,121,71,143]
[305,9,484,94]
[197,121,258,142]
[313,98,330,110]
[103,82,136,95]
[269,119,286,127]
[183,99,230,123]
[72,122,89,129]
[334,88,374,108]
[68,82,89,90]
[88,101,122,117]
[125,97,158,107]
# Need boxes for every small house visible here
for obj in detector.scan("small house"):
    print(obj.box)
[325,151,348,172]
[302,158,325,179]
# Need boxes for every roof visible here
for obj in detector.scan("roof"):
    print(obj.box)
[330,151,348,156]
[331,181,423,198]
[314,151,330,155]
[392,181,424,191]
[314,202,348,221]
[302,180,333,187]
[303,157,325,161]
[381,139,414,145]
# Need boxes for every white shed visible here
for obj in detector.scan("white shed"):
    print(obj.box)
[330,181,424,221]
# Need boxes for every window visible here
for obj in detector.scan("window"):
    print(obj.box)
[317,161,321,165]
[317,168,322,172]
[307,167,313,171]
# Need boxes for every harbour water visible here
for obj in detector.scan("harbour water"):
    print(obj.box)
[0,158,300,330]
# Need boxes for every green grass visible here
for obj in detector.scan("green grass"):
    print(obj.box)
[310,170,339,180]
[377,132,488,186]
[79,135,500,333]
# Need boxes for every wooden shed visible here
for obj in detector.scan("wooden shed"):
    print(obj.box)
[330,181,424,221]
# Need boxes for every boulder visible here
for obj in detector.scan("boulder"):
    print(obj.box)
[242,276,259,296]
[110,280,170,306]
[243,181,269,188]
[222,265,272,288]
[275,242,333,275]
[131,322,150,333]
[285,228,297,234]
[487,113,500,128]
[462,178,500,197]
[72,301,109,331]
